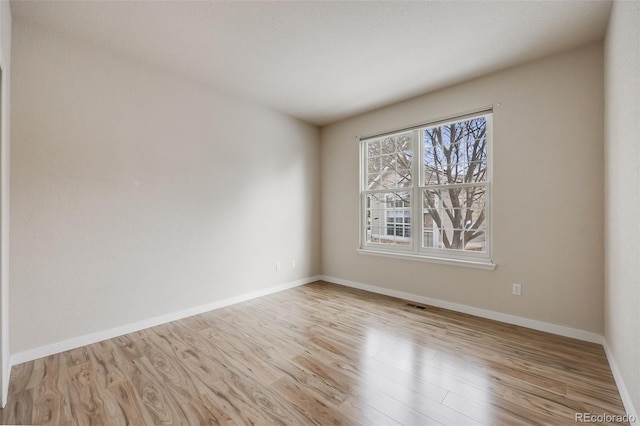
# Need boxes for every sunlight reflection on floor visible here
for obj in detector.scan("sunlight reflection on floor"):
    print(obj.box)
[358,327,496,425]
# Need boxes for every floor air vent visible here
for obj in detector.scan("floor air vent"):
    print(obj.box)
[406,303,427,310]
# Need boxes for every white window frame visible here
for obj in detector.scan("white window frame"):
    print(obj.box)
[359,110,494,269]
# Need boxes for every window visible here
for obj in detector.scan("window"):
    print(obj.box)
[360,110,493,266]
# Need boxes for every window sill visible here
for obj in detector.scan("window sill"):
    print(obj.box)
[356,249,496,270]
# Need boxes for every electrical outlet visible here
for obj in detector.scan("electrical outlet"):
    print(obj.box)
[512,283,522,296]
[276,262,281,271]
[291,259,296,269]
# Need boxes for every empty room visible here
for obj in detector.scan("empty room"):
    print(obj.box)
[0,0,638,424]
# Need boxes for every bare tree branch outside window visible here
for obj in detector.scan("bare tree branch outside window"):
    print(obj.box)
[423,117,487,251]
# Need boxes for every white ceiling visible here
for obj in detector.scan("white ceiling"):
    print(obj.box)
[11,1,612,126]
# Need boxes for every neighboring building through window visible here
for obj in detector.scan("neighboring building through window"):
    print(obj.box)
[360,110,492,265]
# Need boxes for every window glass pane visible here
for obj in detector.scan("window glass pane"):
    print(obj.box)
[423,116,487,186]
[382,137,395,154]
[464,228,486,252]
[368,155,380,175]
[424,166,441,185]
[365,191,411,247]
[397,170,412,188]
[381,154,396,170]
[367,140,381,158]
[367,174,379,190]
[366,140,382,190]
[422,186,486,252]
[367,203,384,244]
[396,134,412,170]
[366,133,413,190]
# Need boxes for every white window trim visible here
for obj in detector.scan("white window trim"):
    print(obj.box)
[356,248,497,270]
[359,110,495,268]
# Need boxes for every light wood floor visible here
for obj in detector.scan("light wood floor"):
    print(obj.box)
[0,281,628,425]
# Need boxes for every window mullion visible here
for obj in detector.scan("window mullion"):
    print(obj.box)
[412,129,421,255]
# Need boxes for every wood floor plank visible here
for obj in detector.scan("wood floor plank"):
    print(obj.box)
[342,383,445,426]
[0,281,629,425]
[127,356,190,425]
[271,376,358,425]
[184,396,233,425]
[136,329,201,406]
[1,390,33,426]
[91,348,128,390]
[102,379,155,426]
[30,354,72,425]
[197,321,286,386]
[338,396,402,426]
[442,390,554,426]
[6,362,34,395]
[186,377,268,425]
[67,362,108,426]
[159,323,315,425]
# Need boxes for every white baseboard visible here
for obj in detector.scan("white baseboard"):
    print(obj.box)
[603,338,639,425]
[11,276,321,366]
[321,275,603,344]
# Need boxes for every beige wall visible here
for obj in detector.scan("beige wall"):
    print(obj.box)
[10,21,320,355]
[604,0,640,417]
[0,0,11,407]
[321,43,604,334]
